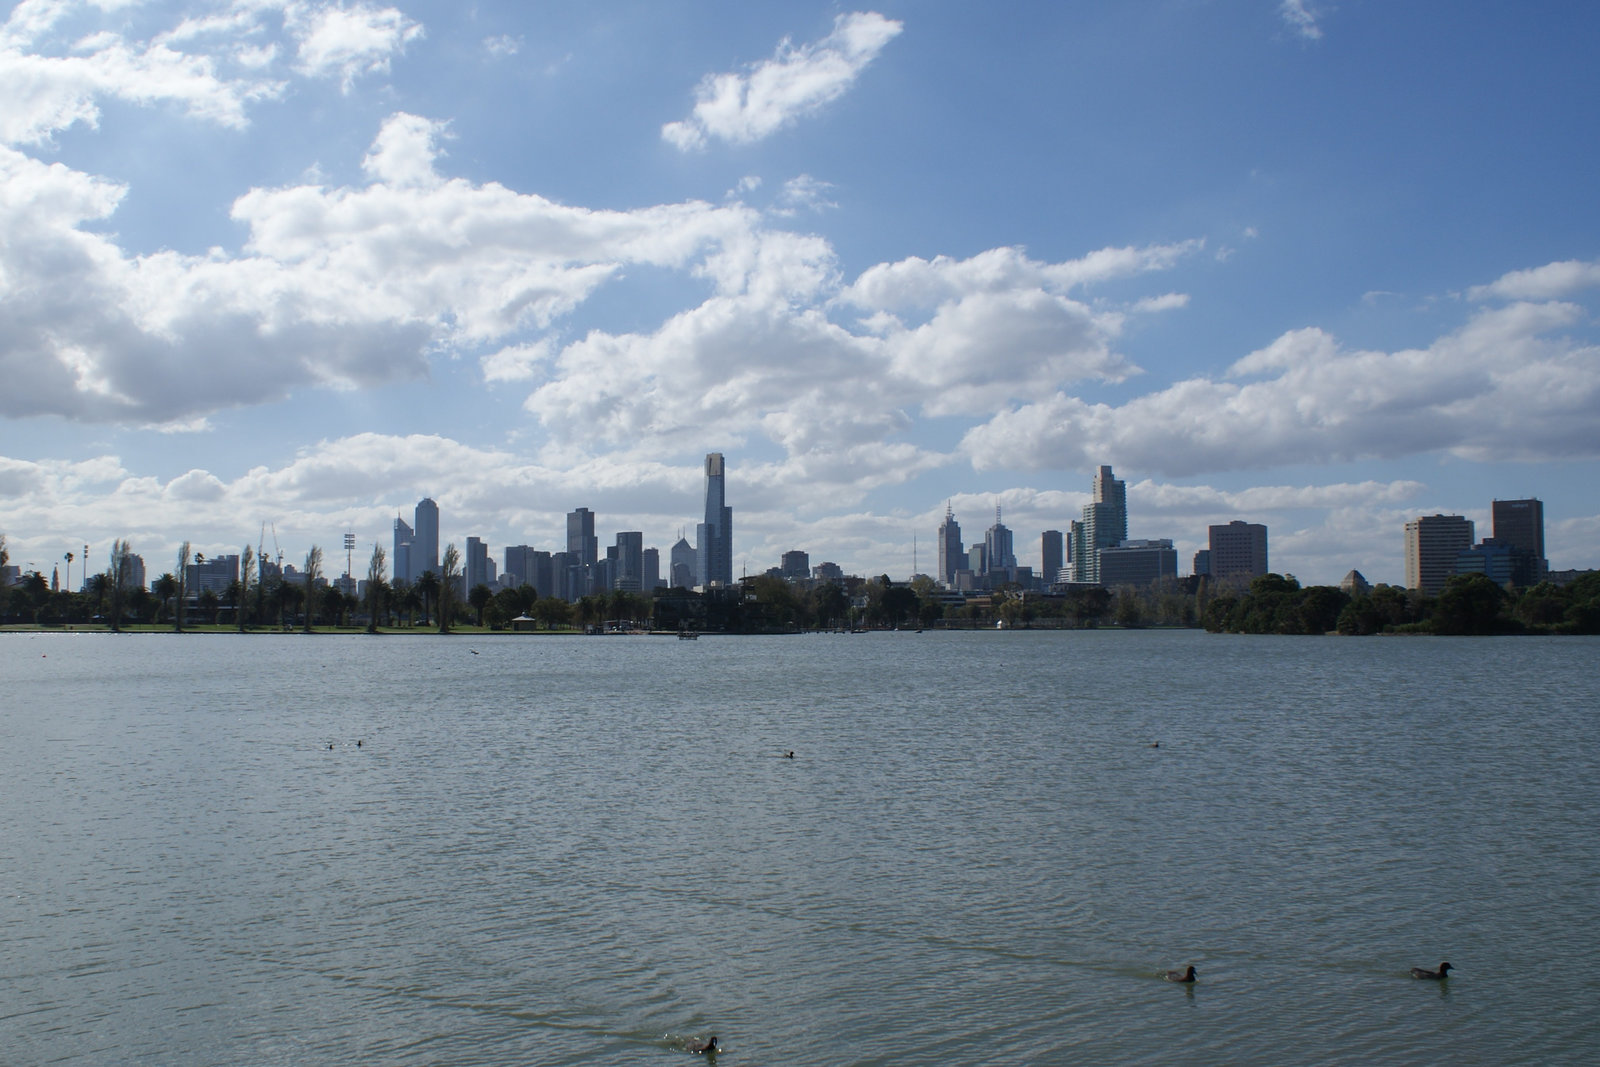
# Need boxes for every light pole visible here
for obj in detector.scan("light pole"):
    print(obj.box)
[344,532,355,591]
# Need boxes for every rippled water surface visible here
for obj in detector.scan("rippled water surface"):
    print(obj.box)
[3,630,1598,1064]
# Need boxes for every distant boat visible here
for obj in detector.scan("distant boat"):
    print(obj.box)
[678,630,699,640]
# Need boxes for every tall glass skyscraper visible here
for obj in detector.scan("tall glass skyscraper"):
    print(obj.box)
[696,453,733,587]
[414,498,439,579]
[393,516,413,583]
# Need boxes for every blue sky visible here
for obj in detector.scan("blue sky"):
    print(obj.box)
[2,0,1598,587]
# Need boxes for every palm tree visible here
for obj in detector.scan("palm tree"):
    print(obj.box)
[469,583,493,627]
[415,571,439,627]
[153,573,178,625]
[199,588,220,625]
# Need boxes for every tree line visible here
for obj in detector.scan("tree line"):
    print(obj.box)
[1202,572,1600,636]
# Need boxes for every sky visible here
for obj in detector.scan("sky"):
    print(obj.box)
[2,0,1598,588]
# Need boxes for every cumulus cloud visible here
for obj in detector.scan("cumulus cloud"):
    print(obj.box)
[662,11,902,150]
[286,1,422,90]
[0,111,759,424]
[1466,259,1600,302]
[960,296,1600,476]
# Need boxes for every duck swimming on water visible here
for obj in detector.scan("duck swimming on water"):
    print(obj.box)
[1410,962,1452,980]
[1165,965,1197,983]
[685,1035,718,1054]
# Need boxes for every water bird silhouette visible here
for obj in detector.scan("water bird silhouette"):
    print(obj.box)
[685,1035,718,1054]
[1410,962,1452,980]
[1165,965,1197,983]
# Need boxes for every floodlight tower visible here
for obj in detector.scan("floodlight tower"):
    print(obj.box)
[344,531,356,585]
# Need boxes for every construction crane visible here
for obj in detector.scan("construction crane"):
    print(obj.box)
[270,522,283,569]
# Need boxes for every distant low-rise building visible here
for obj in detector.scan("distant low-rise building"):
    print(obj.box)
[1098,539,1177,587]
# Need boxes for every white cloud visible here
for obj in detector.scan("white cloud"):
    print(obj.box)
[482,34,520,58]
[959,293,1600,476]
[772,173,836,216]
[662,11,902,150]
[1279,0,1323,41]
[0,114,762,424]
[1467,259,1600,302]
[286,1,422,91]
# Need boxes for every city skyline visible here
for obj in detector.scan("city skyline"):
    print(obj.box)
[2,2,1598,586]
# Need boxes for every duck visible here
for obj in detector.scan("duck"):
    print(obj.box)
[1410,962,1452,980]
[685,1035,718,1054]
[1165,965,1197,983]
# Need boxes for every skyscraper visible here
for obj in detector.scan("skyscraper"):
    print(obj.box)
[414,498,439,578]
[1404,514,1474,595]
[1492,498,1547,584]
[465,536,489,591]
[937,504,962,586]
[1208,520,1268,579]
[1041,530,1064,585]
[393,516,413,583]
[566,508,597,566]
[613,531,643,592]
[670,533,696,589]
[985,506,1016,576]
[696,452,733,588]
[1071,465,1127,583]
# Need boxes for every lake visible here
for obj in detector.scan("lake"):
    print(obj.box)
[3,629,1597,1064]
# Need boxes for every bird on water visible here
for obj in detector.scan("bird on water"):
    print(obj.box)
[685,1035,718,1054]
[1165,965,1197,983]
[1411,962,1452,980]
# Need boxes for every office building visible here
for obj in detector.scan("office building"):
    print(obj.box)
[985,507,1016,575]
[393,516,413,584]
[1041,530,1064,585]
[1492,498,1547,585]
[643,547,662,590]
[185,554,239,595]
[465,537,489,591]
[1070,465,1127,584]
[1404,514,1474,595]
[566,508,597,567]
[937,504,962,586]
[669,534,696,589]
[813,561,844,583]
[1208,520,1268,579]
[781,550,810,579]
[1456,539,1518,586]
[696,453,733,588]
[1193,549,1211,577]
[413,498,439,579]
[613,531,644,592]
[1098,539,1177,587]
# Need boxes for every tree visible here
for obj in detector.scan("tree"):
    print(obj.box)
[238,544,255,632]
[154,572,178,625]
[469,583,494,627]
[415,571,439,626]
[199,588,220,625]
[366,543,387,634]
[174,541,191,632]
[1433,573,1509,636]
[0,532,6,572]
[533,595,572,629]
[302,545,323,633]
[107,539,133,633]
[438,544,460,633]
